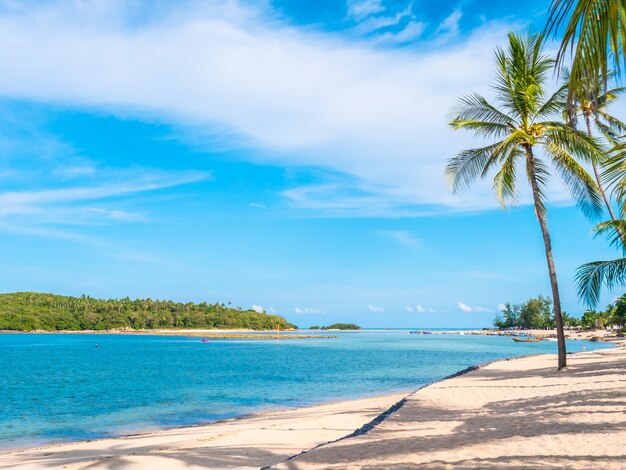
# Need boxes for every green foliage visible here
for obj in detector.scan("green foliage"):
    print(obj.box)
[308,326,321,330]
[546,0,626,121]
[496,293,626,330]
[0,292,297,331]
[493,296,555,329]
[320,323,360,330]
[447,32,602,218]
[610,294,626,328]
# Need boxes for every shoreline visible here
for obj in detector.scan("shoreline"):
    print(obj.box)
[1,341,624,469]
[277,344,626,469]
[1,326,622,340]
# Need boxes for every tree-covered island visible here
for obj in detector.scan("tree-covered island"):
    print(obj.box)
[0,292,297,331]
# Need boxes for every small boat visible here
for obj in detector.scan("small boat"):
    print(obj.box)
[201,339,209,343]
[512,337,540,343]
[543,338,558,342]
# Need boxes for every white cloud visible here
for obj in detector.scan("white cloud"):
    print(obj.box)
[497,303,507,311]
[375,20,426,44]
[294,307,326,314]
[436,9,462,39]
[251,305,264,313]
[0,169,208,222]
[415,304,426,313]
[0,1,557,216]
[457,302,491,313]
[353,3,414,35]
[406,306,414,312]
[249,202,266,208]
[368,304,384,312]
[346,0,385,21]
[379,230,422,249]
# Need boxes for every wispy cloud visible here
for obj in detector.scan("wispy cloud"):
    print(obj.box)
[294,307,326,314]
[352,3,414,36]
[251,305,264,313]
[0,0,539,217]
[407,304,432,313]
[436,9,462,40]
[379,230,422,249]
[346,0,385,21]
[0,169,209,222]
[374,20,426,44]
[368,304,384,312]
[457,302,491,313]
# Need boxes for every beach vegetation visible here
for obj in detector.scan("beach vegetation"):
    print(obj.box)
[0,292,297,331]
[320,323,360,330]
[447,32,602,369]
[494,295,581,329]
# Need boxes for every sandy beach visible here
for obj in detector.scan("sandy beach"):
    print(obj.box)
[2,344,624,469]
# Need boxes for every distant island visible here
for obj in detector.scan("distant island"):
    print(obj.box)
[0,292,297,331]
[309,323,361,330]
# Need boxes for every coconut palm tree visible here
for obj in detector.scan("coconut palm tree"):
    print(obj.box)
[546,0,626,118]
[447,32,603,370]
[571,73,626,223]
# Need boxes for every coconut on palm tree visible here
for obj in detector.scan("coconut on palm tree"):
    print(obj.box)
[446,32,603,370]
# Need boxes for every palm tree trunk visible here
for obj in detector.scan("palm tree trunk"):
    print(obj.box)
[525,145,567,370]
[584,115,619,222]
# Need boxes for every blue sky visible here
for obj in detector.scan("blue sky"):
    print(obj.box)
[0,0,622,328]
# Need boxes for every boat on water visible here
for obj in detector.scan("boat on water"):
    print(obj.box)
[201,339,209,343]
[512,337,540,343]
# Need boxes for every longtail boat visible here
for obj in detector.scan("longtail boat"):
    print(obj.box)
[512,337,540,343]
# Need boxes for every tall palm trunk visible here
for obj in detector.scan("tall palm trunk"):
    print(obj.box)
[526,145,567,370]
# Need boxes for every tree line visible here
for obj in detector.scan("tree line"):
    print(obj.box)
[494,294,626,330]
[0,292,296,331]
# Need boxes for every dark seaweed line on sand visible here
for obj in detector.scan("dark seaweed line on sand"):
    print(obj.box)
[262,353,554,469]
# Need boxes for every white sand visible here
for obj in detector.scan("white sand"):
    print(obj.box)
[278,346,626,469]
[0,394,405,469]
[2,345,625,469]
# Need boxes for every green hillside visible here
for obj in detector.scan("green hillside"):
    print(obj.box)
[0,292,296,331]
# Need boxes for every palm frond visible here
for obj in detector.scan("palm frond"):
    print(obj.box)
[544,134,603,219]
[576,257,626,307]
[452,93,516,126]
[594,219,626,252]
[493,148,521,206]
[547,0,626,118]
[446,142,504,192]
[601,142,626,190]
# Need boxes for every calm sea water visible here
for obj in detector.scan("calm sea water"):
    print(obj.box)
[0,331,611,449]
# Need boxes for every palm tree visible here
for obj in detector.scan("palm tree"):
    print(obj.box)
[571,74,626,223]
[447,33,603,370]
[546,0,626,118]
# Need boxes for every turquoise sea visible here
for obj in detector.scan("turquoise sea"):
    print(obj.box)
[0,331,611,449]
